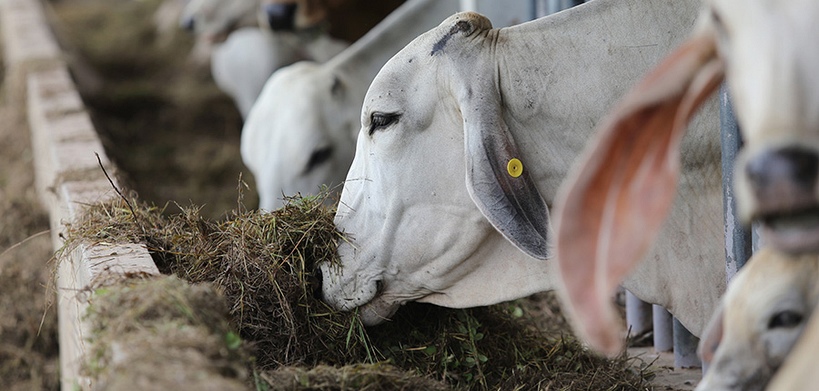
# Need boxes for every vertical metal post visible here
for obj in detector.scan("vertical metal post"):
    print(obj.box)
[653,305,673,352]
[459,0,477,12]
[679,84,750,374]
[673,319,701,368]
[626,291,652,336]
[711,83,751,376]
[545,0,582,15]
[545,0,561,15]
[721,84,751,281]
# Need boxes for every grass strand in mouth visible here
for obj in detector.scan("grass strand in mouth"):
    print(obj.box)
[65,189,653,390]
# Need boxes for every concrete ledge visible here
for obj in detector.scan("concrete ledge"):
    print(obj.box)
[1,0,63,104]
[2,0,160,390]
[57,241,158,391]
[1,0,60,65]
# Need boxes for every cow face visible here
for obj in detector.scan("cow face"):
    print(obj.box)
[712,0,819,253]
[320,13,553,325]
[697,249,819,391]
[242,62,359,211]
[180,0,258,43]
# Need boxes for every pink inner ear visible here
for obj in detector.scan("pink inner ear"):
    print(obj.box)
[554,33,724,356]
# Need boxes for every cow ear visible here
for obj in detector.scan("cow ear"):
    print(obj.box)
[699,302,724,364]
[433,12,550,259]
[460,82,552,260]
[553,32,725,355]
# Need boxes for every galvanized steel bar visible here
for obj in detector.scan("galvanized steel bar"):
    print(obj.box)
[459,0,477,12]
[626,291,652,336]
[545,0,583,15]
[721,84,752,281]
[545,0,560,15]
[673,319,701,368]
[653,305,673,352]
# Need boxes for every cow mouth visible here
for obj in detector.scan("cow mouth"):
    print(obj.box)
[358,293,401,326]
[759,206,819,253]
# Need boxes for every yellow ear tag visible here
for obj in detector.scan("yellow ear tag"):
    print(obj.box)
[507,158,523,178]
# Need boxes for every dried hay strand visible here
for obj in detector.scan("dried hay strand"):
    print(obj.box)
[82,275,248,391]
[66,192,652,390]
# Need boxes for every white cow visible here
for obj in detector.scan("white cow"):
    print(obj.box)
[210,28,301,118]
[180,0,259,43]
[695,248,819,391]
[320,0,725,334]
[241,0,460,211]
[181,0,348,118]
[259,0,330,32]
[553,0,819,354]
[769,301,819,390]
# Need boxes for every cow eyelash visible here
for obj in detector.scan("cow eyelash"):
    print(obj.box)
[369,112,401,136]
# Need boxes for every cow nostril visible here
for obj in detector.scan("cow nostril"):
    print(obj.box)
[375,280,384,295]
[315,266,323,284]
[746,146,819,193]
[311,266,323,299]
[264,3,297,31]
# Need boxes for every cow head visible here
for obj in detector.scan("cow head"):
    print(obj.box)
[260,0,329,32]
[241,62,359,211]
[719,0,819,253]
[320,13,553,325]
[180,0,259,43]
[554,0,819,354]
[696,248,819,391]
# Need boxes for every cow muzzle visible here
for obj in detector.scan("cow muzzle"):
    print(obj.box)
[318,244,397,325]
[264,3,297,31]
[357,289,402,326]
[319,267,396,325]
[742,145,819,253]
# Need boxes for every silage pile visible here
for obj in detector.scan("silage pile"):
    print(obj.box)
[65,192,653,390]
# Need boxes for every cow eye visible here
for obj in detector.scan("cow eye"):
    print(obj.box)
[369,112,400,135]
[304,146,333,174]
[768,310,804,329]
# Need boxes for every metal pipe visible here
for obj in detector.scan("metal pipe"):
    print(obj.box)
[545,0,582,15]
[459,0,477,12]
[545,0,559,15]
[626,291,652,337]
[721,84,752,282]
[673,318,701,368]
[653,305,673,352]
[529,0,539,20]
